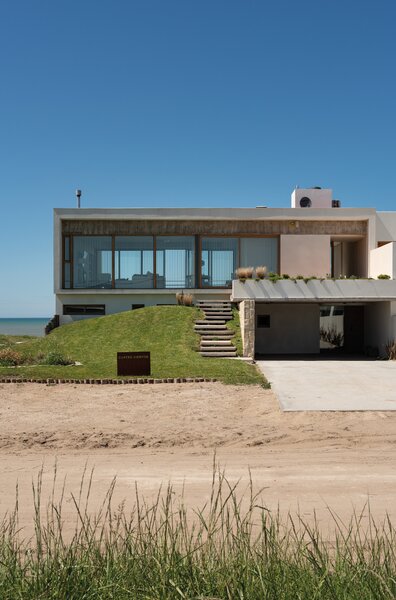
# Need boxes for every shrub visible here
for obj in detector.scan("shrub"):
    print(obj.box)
[320,326,344,348]
[386,340,396,360]
[0,349,24,366]
[378,274,391,279]
[281,273,290,279]
[235,267,254,280]
[255,265,267,279]
[176,292,194,306]
[268,272,281,282]
[43,351,73,366]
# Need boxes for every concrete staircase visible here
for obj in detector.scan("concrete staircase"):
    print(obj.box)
[195,301,237,357]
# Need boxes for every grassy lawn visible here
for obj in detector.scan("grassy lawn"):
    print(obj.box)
[0,306,267,386]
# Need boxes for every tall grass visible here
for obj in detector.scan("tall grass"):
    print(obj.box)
[0,465,395,598]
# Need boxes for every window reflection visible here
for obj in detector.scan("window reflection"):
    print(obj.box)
[73,237,112,288]
[156,237,195,288]
[201,238,238,287]
[115,237,154,288]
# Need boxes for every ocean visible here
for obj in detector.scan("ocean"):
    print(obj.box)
[0,318,49,337]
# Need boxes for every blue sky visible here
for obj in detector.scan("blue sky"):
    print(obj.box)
[0,0,395,316]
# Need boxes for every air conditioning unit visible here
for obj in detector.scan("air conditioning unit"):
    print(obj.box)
[291,187,333,209]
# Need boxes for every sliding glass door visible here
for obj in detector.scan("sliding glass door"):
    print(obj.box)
[201,238,238,287]
[156,237,195,288]
[73,236,112,289]
[115,236,154,288]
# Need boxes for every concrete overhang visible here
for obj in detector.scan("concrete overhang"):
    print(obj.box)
[54,207,376,222]
[231,279,396,303]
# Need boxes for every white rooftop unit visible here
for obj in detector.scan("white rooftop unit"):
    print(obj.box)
[291,187,336,209]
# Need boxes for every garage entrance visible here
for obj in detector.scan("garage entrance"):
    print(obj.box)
[319,304,365,355]
[233,279,396,359]
[255,301,391,358]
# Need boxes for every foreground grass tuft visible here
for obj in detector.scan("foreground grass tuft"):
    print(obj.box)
[0,466,395,599]
[0,306,266,385]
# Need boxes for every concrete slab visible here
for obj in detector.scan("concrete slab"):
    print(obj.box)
[256,358,396,411]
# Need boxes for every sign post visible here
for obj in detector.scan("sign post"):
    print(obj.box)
[117,352,151,376]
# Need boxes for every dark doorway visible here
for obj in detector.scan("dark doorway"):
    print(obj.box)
[344,305,364,354]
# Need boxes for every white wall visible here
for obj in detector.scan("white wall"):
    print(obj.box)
[280,235,331,277]
[369,243,396,279]
[291,189,333,208]
[255,303,320,354]
[320,315,343,336]
[376,213,396,243]
[364,302,392,357]
[56,291,230,324]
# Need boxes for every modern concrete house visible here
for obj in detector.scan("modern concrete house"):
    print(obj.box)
[53,187,396,357]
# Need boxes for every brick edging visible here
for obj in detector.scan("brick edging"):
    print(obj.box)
[0,377,217,385]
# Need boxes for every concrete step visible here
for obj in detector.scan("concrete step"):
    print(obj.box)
[200,330,235,335]
[201,339,235,346]
[197,304,232,309]
[194,324,227,330]
[200,310,231,315]
[200,348,237,353]
[200,305,232,309]
[198,302,231,306]
[203,314,232,320]
[201,348,237,353]
[200,335,235,341]
[195,320,227,325]
[200,351,237,357]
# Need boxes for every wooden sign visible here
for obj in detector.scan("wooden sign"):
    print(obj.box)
[117,352,151,376]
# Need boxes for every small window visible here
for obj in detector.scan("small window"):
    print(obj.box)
[63,304,105,316]
[257,314,270,328]
[131,304,145,310]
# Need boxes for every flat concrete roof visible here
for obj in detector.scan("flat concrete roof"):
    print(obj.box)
[231,278,396,303]
[54,207,376,222]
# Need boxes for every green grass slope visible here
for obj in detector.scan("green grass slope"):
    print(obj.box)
[0,306,267,386]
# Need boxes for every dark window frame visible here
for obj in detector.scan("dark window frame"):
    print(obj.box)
[63,304,106,316]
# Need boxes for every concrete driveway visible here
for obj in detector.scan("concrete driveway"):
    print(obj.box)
[257,358,396,411]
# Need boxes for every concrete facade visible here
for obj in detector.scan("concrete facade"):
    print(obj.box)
[280,234,331,277]
[370,242,396,280]
[255,303,320,354]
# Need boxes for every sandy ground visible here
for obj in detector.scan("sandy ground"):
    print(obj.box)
[0,382,396,535]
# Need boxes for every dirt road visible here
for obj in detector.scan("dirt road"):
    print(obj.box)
[0,382,395,534]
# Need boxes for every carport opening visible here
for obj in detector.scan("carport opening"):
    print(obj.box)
[320,304,365,355]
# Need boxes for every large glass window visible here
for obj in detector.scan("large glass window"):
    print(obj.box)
[201,238,238,287]
[73,237,112,289]
[115,237,154,288]
[240,238,278,273]
[156,236,195,288]
[63,236,71,289]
